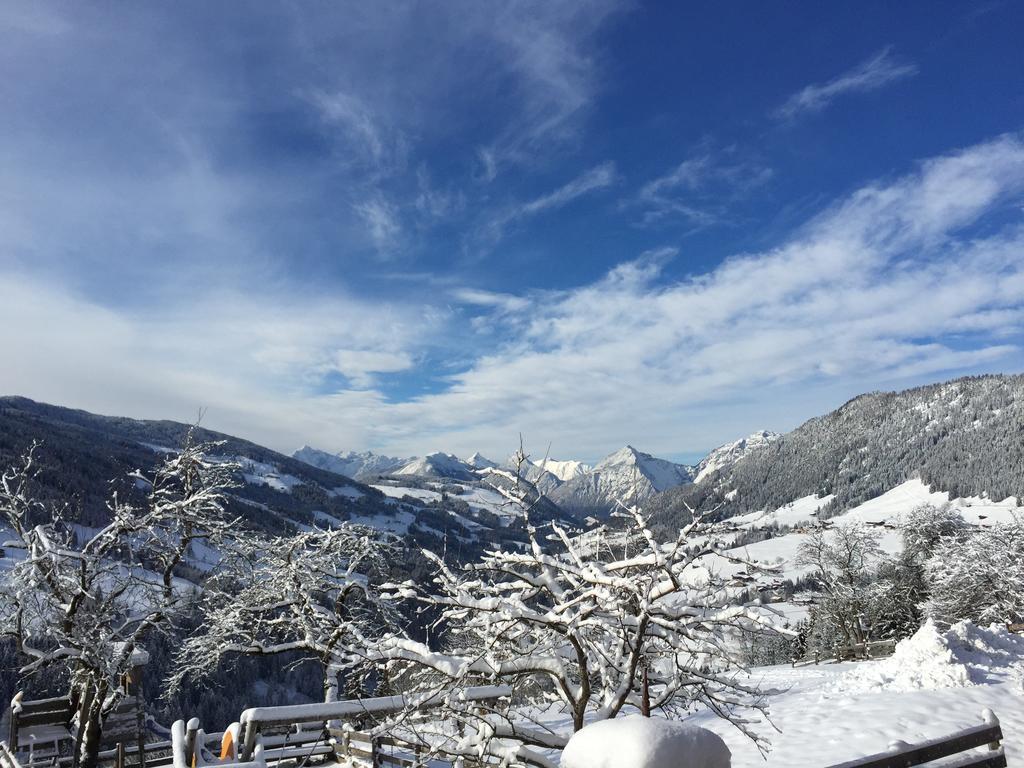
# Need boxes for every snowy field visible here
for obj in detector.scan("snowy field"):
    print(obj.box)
[713,479,1022,583]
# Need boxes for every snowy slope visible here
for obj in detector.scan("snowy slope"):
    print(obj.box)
[693,430,779,484]
[688,621,1024,767]
[550,446,694,516]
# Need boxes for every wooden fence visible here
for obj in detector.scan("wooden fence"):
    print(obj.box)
[826,711,1006,768]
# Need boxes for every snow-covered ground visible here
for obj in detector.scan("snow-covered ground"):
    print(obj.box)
[688,621,1024,767]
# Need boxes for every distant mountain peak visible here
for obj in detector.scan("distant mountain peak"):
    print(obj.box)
[465,452,498,469]
[395,452,476,480]
[550,445,693,517]
[694,430,781,484]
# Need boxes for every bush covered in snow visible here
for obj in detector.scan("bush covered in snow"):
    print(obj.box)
[561,716,731,768]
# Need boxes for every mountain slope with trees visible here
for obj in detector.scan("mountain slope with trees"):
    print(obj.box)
[649,374,1024,529]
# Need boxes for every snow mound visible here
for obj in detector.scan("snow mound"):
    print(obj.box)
[833,620,1024,694]
[561,715,731,768]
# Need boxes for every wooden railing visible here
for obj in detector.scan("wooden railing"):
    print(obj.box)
[0,741,22,768]
[793,639,898,666]
[826,710,1006,768]
[166,685,511,768]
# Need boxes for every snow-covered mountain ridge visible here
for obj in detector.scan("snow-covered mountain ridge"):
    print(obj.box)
[292,446,408,479]
[648,374,1024,531]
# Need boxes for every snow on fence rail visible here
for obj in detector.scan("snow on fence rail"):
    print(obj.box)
[825,709,1006,768]
[793,639,898,667]
[0,742,21,768]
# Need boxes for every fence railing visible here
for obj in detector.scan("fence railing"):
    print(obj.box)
[825,710,1005,768]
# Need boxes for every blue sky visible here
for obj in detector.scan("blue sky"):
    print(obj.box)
[2,2,1023,463]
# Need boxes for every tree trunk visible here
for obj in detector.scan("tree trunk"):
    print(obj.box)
[76,680,107,768]
[641,667,650,717]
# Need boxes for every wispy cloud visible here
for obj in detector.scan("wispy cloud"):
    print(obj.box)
[633,147,773,227]
[472,161,617,252]
[522,162,617,215]
[9,136,1020,459]
[451,288,531,313]
[774,47,918,121]
[353,196,403,256]
[309,90,408,177]
[473,0,627,178]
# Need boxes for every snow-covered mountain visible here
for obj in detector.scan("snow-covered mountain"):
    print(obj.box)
[292,446,409,479]
[395,452,477,481]
[693,430,780,484]
[549,445,694,517]
[531,458,591,482]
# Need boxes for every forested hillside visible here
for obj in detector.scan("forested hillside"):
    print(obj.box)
[650,375,1024,528]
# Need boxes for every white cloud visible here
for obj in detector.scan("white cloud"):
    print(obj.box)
[5,137,1023,460]
[451,288,532,313]
[310,90,407,176]
[521,162,617,215]
[473,0,628,176]
[774,47,918,121]
[372,135,1024,457]
[0,273,434,452]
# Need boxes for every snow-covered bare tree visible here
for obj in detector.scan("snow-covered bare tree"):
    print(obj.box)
[924,517,1024,626]
[0,432,238,768]
[170,525,398,703]
[367,451,785,766]
[796,522,884,648]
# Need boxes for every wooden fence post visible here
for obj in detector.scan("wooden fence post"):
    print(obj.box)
[8,701,19,752]
[184,719,199,768]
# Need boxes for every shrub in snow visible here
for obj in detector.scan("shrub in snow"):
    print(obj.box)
[561,716,731,768]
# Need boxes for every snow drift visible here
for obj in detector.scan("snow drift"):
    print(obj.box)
[833,620,1024,694]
